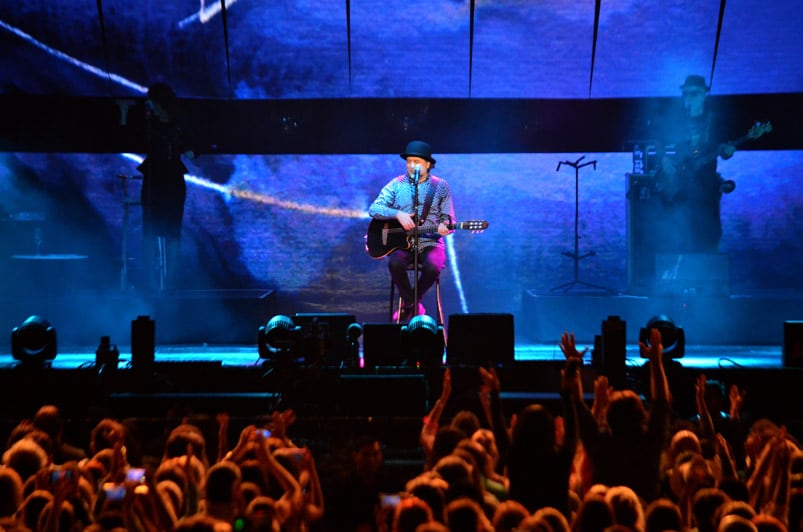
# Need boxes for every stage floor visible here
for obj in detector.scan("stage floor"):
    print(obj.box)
[0,342,784,371]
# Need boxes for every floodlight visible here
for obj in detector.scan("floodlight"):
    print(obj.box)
[639,314,685,358]
[402,314,444,368]
[346,322,363,368]
[11,315,57,366]
[258,315,301,359]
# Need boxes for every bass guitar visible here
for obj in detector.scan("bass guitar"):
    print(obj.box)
[365,218,488,259]
[658,120,772,200]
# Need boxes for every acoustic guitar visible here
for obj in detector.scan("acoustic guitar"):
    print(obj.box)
[365,218,488,259]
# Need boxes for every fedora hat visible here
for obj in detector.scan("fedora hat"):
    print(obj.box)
[680,75,709,92]
[400,140,436,164]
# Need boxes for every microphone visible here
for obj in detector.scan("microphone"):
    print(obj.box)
[413,164,421,182]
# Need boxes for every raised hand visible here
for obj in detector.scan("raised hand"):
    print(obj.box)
[559,331,588,361]
[639,328,664,363]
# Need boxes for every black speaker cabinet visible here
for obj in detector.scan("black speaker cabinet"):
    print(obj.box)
[361,323,404,368]
[292,313,357,366]
[626,173,729,295]
[784,321,803,367]
[446,313,515,366]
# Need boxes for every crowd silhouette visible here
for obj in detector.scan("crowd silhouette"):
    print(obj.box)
[0,329,800,532]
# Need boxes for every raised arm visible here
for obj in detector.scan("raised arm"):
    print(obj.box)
[639,328,671,404]
[420,367,451,456]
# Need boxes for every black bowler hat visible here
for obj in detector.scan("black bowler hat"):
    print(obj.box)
[680,75,709,92]
[400,140,436,164]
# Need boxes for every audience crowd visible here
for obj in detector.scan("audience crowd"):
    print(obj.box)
[0,329,801,532]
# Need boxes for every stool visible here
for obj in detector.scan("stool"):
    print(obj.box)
[388,263,444,327]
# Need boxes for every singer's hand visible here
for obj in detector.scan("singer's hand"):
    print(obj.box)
[396,211,416,231]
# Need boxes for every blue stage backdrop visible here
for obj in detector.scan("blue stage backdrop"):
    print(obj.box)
[1,1,801,99]
[1,150,801,321]
[1,0,802,343]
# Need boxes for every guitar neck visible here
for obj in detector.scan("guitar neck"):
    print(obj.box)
[383,223,451,234]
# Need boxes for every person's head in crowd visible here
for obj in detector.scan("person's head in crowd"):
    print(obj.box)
[517,512,555,532]
[18,489,54,532]
[32,405,64,442]
[751,514,788,532]
[715,500,756,524]
[717,514,758,532]
[533,506,571,532]
[606,390,649,438]
[171,455,206,489]
[670,451,716,501]
[432,454,479,503]
[471,428,500,471]
[492,499,530,532]
[165,423,209,468]
[703,379,728,415]
[6,427,54,465]
[511,404,557,453]
[427,425,468,470]
[572,492,614,532]
[38,498,76,532]
[0,466,24,518]
[81,448,114,487]
[89,418,127,456]
[2,437,49,483]
[414,521,450,532]
[455,438,494,482]
[445,496,493,531]
[203,460,243,508]
[353,434,384,484]
[451,410,482,439]
[450,444,484,491]
[392,495,434,532]
[406,474,448,524]
[173,512,227,531]
[668,429,702,462]
[239,480,262,507]
[692,487,731,532]
[743,419,797,471]
[791,449,803,473]
[605,485,645,532]
[154,455,190,488]
[244,495,279,532]
[644,498,683,532]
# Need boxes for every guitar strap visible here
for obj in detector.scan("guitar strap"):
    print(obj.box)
[419,176,440,224]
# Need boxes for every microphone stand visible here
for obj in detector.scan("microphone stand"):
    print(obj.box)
[118,174,142,292]
[550,156,614,294]
[411,166,421,309]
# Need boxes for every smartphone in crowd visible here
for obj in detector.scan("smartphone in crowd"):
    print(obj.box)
[102,482,126,501]
[380,492,402,509]
[50,469,72,483]
[126,468,146,483]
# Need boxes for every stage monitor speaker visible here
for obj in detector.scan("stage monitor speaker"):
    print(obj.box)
[627,173,660,292]
[131,315,155,374]
[784,321,803,367]
[446,313,515,366]
[601,315,627,390]
[361,323,404,368]
[292,313,356,367]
